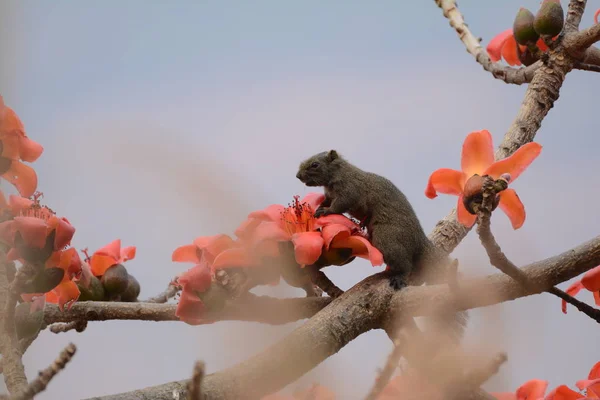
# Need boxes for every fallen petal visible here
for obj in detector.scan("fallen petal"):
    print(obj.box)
[461,130,495,178]
[484,142,542,182]
[425,168,465,199]
[498,189,526,230]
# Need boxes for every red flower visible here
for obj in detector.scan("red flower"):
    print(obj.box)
[172,262,213,325]
[221,193,383,268]
[576,361,600,398]
[486,29,553,66]
[172,234,238,265]
[0,193,75,264]
[492,379,548,400]
[0,95,43,197]
[544,385,587,400]
[89,239,136,276]
[425,130,542,229]
[561,266,600,314]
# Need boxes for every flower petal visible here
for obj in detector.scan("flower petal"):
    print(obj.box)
[484,142,542,182]
[425,168,465,199]
[212,247,257,271]
[594,291,600,307]
[177,263,212,292]
[234,217,262,240]
[119,246,136,263]
[461,130,495,177]
[582,266,600,292]
[498,189,526,230]
[516,379,548,400]
[501,34,522,66]
[47,280,80,311]
[544,385,585,400]
[13,216,49,248]
[576,378,600,392]
[8,195,33,215]
[51,217,76,250]
[321,223,351,249]
[562,280,584,314]
[172,244,201,263]
[300,192,326,211]
[456,196,477,228]
[93,239,121,259]
[251,221,290,244]
[18,136,44,163]
[487,29,513,62]
[193,234,235,263]
[331,234,384,266]
[175,289,206,325]
[0,220,15,245]
[248,204,285,222]
[2,160,38,198]
[291,231,324,266]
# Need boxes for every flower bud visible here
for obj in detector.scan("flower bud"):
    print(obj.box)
[462,175,501,214]
[100,264,130,296]
[534,0,564,37]
[513,8,539,45]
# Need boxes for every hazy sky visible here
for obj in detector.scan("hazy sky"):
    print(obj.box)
[1,1,600,399]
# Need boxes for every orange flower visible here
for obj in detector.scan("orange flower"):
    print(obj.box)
[561,266,600,314]
[224,193,383,268]
[492,379,548,400]
[89,239,136,276]
[425,130,542,229]
[172,261,213,325]
[486,29,553,66]
[172,234,238,265]
[43,248,83,310]
[576,361,600,398]
[0,193,75,264]
[0,95,43,197]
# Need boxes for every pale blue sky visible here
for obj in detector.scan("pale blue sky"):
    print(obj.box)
[1,1,600,399]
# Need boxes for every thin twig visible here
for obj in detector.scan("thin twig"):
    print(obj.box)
[575,61,600,72]
[364,331,405,400]
[305,266,344,298]
[475,176,600,324]
[434,0,540,85]
[144,283,180,303]
[49,320,88,334]
[4,343,77,400]
[187,361,205,400]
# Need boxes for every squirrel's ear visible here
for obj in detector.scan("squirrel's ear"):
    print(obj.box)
[327,150,339,161]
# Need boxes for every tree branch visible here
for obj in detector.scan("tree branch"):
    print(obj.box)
[565,0,588,33]
[35,295,332,327]
[475,177,600,323]
[568,23,600,52]
[574,61,600,72]
[187,361,205,400]
[1,343,77,400]
[86,234,600,400]
[434,0,540,85]
[143,283,180,304]
[306,266,344,298]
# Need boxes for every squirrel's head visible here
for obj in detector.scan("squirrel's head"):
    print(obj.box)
[296,150,341,187]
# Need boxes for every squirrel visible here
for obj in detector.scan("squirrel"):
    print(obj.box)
[296,150,468,341]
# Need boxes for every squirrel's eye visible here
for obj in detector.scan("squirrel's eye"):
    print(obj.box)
[310,162,319,169]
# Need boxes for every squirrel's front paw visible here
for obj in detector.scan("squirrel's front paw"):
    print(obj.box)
[314,207,330,218]
[388,274,407,290]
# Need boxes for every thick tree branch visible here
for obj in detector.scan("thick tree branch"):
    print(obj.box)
[434,0,540,85]
[1,343,77,400]
[35,295,332,327]
[575,61,600,72]
[87,235,600,400]
[568,23,600,53]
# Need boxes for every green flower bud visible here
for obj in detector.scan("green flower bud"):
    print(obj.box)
[513,8,539,45]
[534,0,564,37]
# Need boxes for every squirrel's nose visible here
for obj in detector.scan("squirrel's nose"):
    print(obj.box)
[296,172,301,179]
